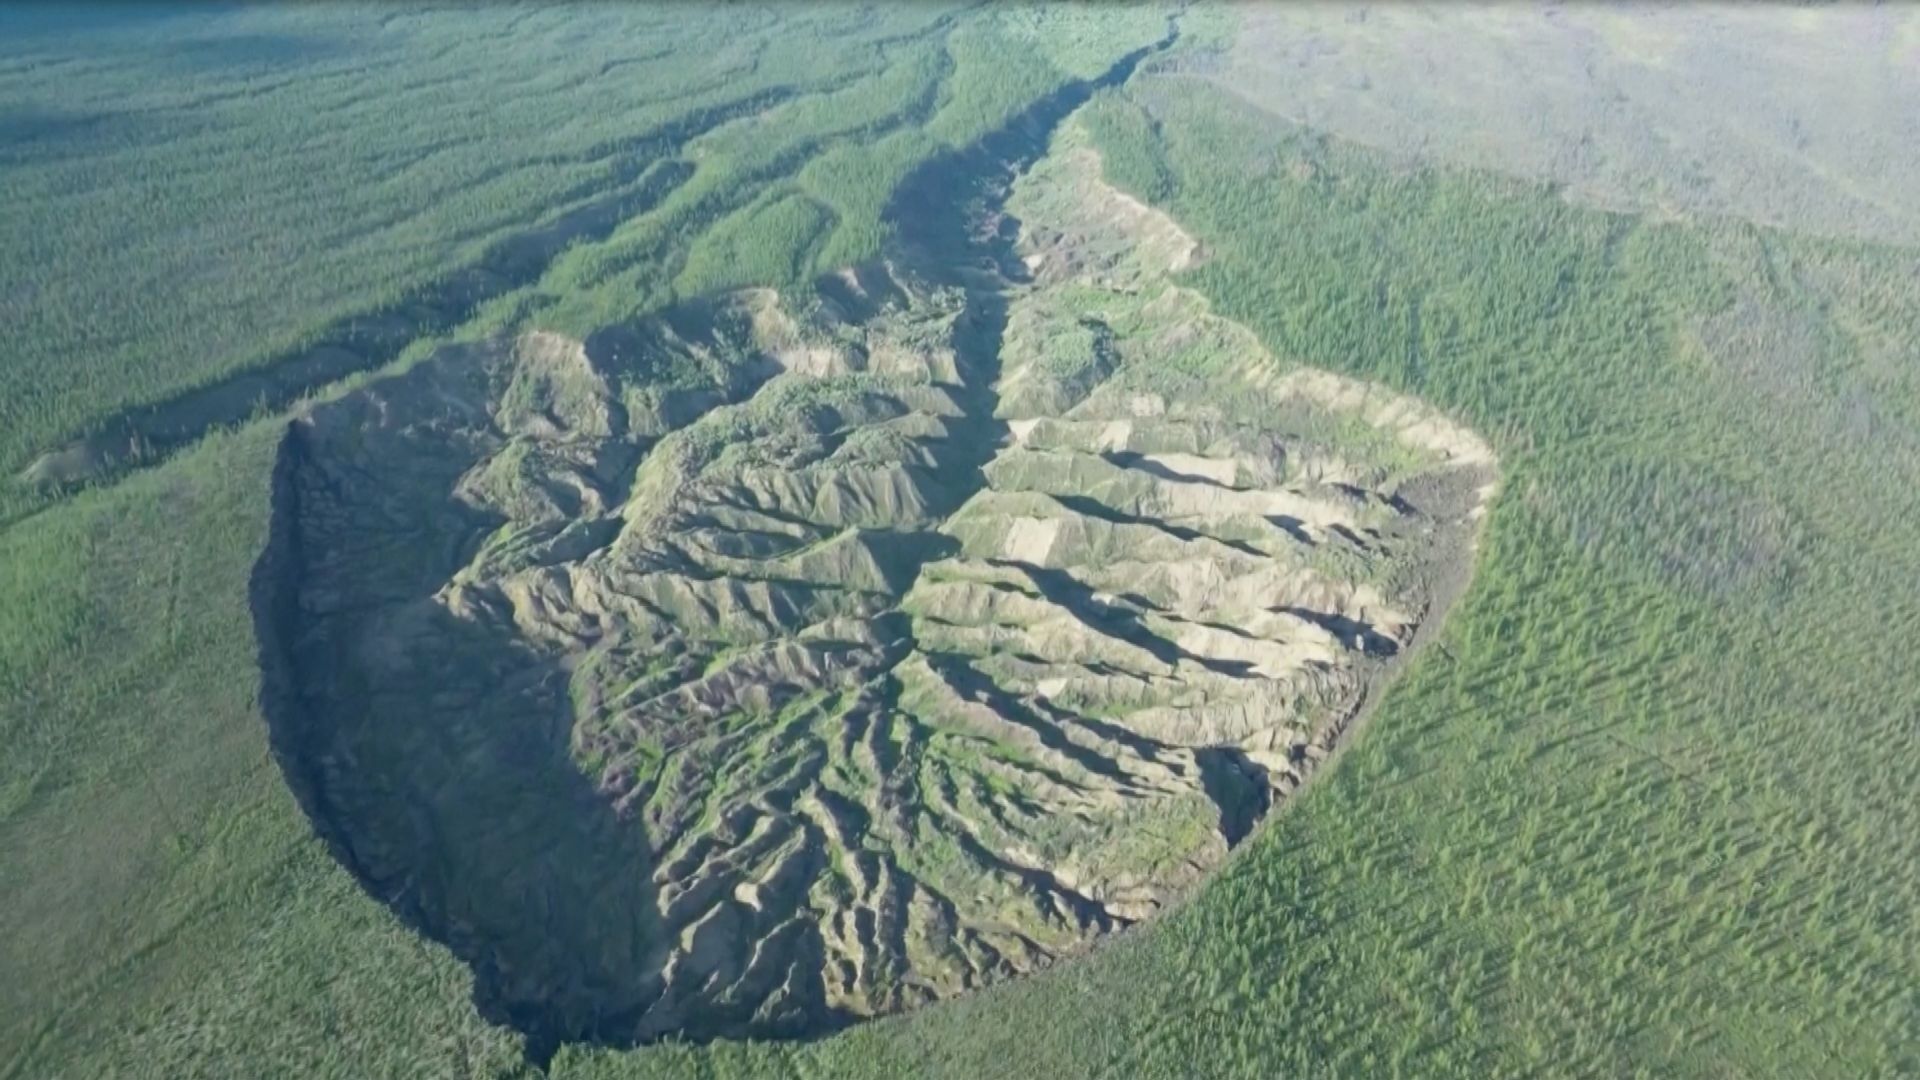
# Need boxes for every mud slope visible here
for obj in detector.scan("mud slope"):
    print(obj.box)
[253,34,1495,1055]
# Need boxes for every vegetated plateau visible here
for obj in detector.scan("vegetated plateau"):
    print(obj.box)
[3,5,1916,1079]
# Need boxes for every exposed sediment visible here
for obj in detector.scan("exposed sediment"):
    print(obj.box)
[252,25,1495,1056]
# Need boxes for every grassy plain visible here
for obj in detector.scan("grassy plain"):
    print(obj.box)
[2,4,1916,1078]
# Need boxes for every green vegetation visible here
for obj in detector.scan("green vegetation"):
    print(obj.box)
[799,130,945,270]
[676,193,834,301]
[4,5,1917,1078]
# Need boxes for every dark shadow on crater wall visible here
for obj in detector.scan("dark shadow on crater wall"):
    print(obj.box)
[250,361,673,1066]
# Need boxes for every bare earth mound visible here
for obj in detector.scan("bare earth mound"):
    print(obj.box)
[253,120,1494,1051]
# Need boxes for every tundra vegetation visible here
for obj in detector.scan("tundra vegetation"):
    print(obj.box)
[1,5,1915,1079]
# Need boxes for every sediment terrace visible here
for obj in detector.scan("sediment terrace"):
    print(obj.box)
[252,49,1494,1054]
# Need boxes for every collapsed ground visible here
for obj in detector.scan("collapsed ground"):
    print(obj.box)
[255,82,1494,1054]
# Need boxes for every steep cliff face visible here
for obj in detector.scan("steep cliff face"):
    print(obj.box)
[251,35,1494,1053]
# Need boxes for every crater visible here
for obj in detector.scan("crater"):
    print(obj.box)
[251,44,1494,1059]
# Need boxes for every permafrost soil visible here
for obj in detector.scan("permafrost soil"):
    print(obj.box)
[252,43,1494,1056]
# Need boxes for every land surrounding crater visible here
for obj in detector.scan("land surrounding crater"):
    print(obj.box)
[253,83,1494,1054]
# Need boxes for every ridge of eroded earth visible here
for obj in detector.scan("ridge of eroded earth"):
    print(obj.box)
[253,119,1495,1051]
